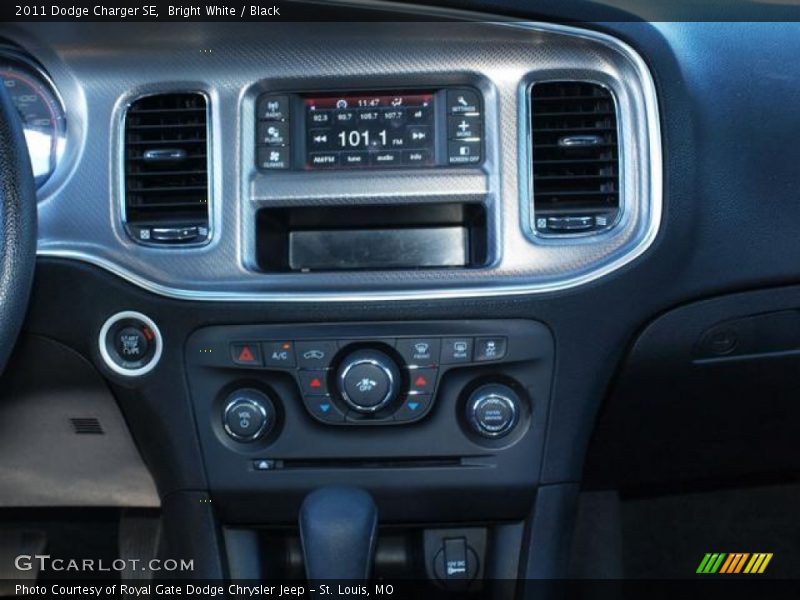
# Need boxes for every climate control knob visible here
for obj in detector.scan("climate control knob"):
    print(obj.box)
[337,349,401,413]
[466,384,520,438]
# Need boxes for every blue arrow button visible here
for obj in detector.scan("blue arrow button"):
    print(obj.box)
[408,401,420,411]
[319,403,331,413]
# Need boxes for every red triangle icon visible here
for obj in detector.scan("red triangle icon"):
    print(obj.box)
[310,378,322,388]
[414,376,427,387]
[238,346,255,362]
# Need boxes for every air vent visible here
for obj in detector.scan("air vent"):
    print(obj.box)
[70,418,104,435]
[530,82,619,235]
[123,92,210,245]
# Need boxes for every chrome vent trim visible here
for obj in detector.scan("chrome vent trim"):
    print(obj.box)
[529,81,621,237]
[122,92,211,246]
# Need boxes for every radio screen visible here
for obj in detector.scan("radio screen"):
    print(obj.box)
[304,92,435,169]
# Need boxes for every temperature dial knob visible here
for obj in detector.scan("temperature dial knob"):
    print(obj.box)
[337,349,401,413]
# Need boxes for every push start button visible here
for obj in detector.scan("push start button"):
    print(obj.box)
[99,311,163,377]
[115,326,151,361]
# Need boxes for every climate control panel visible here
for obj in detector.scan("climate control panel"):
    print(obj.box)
[184,320,554,523]
[194,326,511,426]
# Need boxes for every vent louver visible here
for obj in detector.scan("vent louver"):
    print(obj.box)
[70,418,104,435]
[123,92,210,245]
[530,82,619,235]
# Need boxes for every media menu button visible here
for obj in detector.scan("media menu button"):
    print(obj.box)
[257,121,290,146]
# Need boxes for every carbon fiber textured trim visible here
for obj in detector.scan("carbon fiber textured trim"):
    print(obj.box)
[4,10,661,301]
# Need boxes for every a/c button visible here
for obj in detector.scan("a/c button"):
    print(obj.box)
[262,341,296,367]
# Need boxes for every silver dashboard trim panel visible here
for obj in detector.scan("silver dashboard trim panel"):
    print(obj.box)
[25,9,662,303]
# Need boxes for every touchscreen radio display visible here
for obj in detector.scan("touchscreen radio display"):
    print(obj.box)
[304,92,436,169]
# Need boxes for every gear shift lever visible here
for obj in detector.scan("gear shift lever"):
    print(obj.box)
[299,486,378,581]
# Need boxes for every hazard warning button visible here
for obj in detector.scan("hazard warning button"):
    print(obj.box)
[231,343,263,367]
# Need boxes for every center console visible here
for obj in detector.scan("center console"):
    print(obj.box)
[183,319,552,588]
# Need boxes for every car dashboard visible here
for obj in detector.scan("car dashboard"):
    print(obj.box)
[3,0,800,591]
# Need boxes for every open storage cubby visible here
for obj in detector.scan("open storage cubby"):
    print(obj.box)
[255,203,488,272]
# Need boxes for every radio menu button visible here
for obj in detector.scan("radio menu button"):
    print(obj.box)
[257,94,289,121]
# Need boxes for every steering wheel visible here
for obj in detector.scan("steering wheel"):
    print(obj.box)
[0,85,37,373]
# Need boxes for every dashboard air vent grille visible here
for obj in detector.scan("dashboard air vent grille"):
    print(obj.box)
[530,82,619,235]
[123,92,209,245]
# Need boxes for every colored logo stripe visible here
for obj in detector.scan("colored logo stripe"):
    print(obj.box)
[744,553,773,574]
[719,553,749,573]
[697,552,773,574]
[697,553,726,574]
